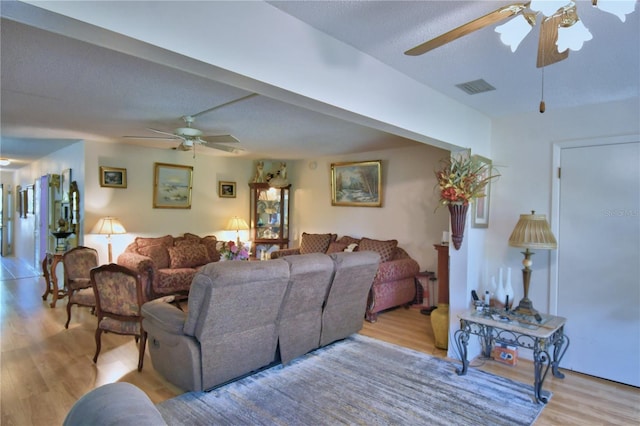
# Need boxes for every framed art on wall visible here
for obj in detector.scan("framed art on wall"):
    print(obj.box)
[218,181,236,198]
[153,163,193,209]
[100,166,127,188]
[331,160,382,207]
[471,154,492,228]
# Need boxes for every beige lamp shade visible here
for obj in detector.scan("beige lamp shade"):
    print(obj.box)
[508,212,557,250]
[91,217,127,235]
[226,217,249,232]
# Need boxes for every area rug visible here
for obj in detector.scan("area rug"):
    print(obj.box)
[157,334,548,426]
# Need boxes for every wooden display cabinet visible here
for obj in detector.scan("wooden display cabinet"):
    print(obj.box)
[249,183,290,259]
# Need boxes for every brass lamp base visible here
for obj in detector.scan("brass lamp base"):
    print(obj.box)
[512,297,538,317]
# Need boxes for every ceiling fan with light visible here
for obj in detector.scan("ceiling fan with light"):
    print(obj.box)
[124,93,258,154]
[405,0,637,68]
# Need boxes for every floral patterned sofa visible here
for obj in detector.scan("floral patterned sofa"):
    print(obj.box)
[271,233,420,322]
[117,233,220,300]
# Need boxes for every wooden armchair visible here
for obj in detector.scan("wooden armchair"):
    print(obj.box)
[62,246,99,328]
[90,264,147,372]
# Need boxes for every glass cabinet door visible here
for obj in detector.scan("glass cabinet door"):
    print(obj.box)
[249,183,290,258]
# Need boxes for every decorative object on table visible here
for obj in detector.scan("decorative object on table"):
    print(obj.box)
[99,166,127,188]
[218,181,236,198]
[91,217,127,263]
[508,211,558,316]
[153,162,193,209]
[51,230,74,253]
[219,241,250,261]
[331,160,382,207]
[226,216,249,245]
[430,303,450,349]
[435,150,499,249]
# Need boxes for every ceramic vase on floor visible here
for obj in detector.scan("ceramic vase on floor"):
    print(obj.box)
[430,303,449,349]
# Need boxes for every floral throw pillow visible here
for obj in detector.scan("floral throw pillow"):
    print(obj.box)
[168,244,210,269]
[299,233,333,254]
[358,237,398,263]
[138,244,170,269]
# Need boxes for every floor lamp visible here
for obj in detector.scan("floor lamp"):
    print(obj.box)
[508,211,557,316]
[92,217,127,263]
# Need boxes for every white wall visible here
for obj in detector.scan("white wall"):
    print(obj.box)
[291,144,450,272]
[488,98,640,316]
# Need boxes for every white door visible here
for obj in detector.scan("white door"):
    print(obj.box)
[557,141,639,386]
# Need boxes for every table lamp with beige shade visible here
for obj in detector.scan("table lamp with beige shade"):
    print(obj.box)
[508,211,557,316]
[91,217,127,263]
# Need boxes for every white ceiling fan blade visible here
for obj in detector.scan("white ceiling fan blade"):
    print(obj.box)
[202,143,244,153]
[200,134,240,144]
[147,127,184,140]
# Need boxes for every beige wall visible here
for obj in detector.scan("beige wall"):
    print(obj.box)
[8,139,450,273]
[290,144,450,272]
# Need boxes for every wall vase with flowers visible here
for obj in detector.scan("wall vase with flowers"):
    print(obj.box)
[435,150,499,250]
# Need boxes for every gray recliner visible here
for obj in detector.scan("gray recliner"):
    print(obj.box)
[142,259,291,391]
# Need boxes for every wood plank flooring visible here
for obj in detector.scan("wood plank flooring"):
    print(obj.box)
[1,257,638,425]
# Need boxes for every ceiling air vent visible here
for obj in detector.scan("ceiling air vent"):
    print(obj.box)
[455,79,496,95]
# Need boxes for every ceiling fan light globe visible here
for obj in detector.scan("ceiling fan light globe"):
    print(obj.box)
[594,0,637,22]
[556,20,592,51]
[530,0,573,17]
[495,14,534,52]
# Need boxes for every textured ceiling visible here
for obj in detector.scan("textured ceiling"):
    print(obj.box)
[1,1,638,171]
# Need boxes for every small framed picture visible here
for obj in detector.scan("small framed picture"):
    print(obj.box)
[153,163,193,209]
[100,166,127,188]
[218,181,236,198]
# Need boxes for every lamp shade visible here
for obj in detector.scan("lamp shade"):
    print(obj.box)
[91,217,127,235]
[508,212,557,250]
[226,216,249,232]
[495,14,534,52]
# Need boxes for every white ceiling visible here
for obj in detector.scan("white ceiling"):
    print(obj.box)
[1,1,638,171]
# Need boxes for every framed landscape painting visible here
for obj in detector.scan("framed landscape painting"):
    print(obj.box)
[331,160,382,207]
[471,154,492,228]
[153,163,193,209]
[218,181,236,198]
[100,166,127,188]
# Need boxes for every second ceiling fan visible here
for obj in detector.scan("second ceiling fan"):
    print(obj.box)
[125,93,258,154]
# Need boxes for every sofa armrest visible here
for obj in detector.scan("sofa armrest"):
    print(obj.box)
[270,248,301,259]
[142,299,187,335]
[374,257,420,284]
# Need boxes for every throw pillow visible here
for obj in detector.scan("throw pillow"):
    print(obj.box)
[135,235,173,249]
[299,232,333,254]
[358,237,398,263]
[138,244,170,269]
[184,232,201,242]
[326,242,348,254]
[200,235,220,262]
[168,244,210,269]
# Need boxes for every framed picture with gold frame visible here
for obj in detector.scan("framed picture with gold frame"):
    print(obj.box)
[331,160,382,207]
[153,163,193,209]
[218,181,236,198]
[100,166,127,188]
[471,154,492,228]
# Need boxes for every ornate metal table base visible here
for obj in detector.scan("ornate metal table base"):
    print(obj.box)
[454,310,569,404]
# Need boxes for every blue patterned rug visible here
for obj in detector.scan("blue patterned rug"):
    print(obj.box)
[157,334,548,425]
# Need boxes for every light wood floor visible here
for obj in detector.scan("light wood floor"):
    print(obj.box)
[1,256,638,425]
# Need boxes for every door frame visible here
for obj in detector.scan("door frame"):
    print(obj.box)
[550,133,640,314]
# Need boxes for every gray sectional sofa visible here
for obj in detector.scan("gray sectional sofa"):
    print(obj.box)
[141,251,380,391]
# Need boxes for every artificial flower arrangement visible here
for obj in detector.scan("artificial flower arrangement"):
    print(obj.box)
[220,241,250,261]
[435,149,499,207]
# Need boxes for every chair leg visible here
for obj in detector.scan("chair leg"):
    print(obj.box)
[65,300,73,329]
[137,331,147,372]
[93,327,103,364]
